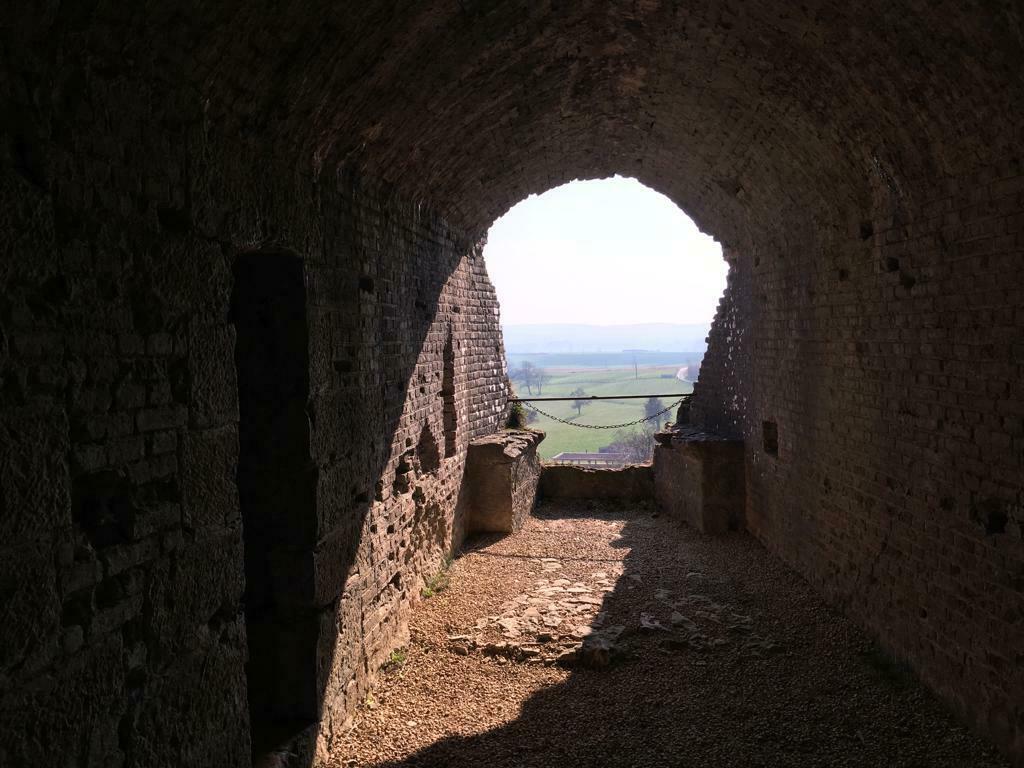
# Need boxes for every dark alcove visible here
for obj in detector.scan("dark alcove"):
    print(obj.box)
[231,252,318,762]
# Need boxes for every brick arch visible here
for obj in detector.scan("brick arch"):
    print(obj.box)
[184,2,1022,244]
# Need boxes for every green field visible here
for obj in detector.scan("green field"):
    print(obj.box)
[513,366,692,458]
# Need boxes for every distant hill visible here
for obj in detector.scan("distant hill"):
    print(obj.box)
[506,351,703,371]
[502,323,710,354]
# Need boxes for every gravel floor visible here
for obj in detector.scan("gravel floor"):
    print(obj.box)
[332,501,1008,768]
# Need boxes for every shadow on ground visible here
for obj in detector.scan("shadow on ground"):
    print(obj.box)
[364,501,1008,768]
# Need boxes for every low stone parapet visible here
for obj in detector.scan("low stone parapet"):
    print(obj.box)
[463,429,545,533]
[538,463,654,501]
[653,427,745,534]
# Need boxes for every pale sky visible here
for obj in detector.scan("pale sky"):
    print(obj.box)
[482,176,728,326]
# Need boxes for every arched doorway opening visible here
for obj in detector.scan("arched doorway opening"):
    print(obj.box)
[484,177,727,464]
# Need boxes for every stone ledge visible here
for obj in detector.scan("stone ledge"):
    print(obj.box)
[653,426,746,534]
[463,429,544,534]
[538,464,654,501]
[467,429,544,461]
[654,425,737,446]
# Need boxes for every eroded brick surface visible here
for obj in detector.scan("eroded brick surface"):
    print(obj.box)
[691,169,1024,759]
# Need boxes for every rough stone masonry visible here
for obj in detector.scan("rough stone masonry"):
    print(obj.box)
[0,3,1022,767]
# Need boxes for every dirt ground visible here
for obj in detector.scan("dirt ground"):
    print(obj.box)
[332,501,1008,768]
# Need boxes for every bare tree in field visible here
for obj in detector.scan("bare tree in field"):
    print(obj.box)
[570,387,591,417]
[511,361,551,396]
[514,361,537,395]
[605,425,657,464]
[534,368,551,395]
[644,396,666,429]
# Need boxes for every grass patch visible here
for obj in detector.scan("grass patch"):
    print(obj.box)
[514,365,693,458]
[421,554,454,598]
[381,649,407,672]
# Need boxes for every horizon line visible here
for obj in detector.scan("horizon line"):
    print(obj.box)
[502,321,711,328]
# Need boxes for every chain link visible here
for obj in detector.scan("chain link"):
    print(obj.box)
[518,397,686,430]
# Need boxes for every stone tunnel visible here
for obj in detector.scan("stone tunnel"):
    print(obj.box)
[0,2,1022,767]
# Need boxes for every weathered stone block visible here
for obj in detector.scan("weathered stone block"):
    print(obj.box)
[188,324,239,429]
[652,427,746,534]
[463,430,543,534]
[0,407,70,543]
[0,543,62,675]
[145,532,245,660]
[0,633,125,768]
[130,641,250,768]
[136,406,187,433]
[312,523,358,608]
[180,426,240,531]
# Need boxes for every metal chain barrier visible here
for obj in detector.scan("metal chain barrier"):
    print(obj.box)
[518,397,686,430]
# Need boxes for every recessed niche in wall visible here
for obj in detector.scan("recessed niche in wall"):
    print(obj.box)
[417,424,441,474]
[763,420,779,457]
[442,326,457,457]
[231,251,318,762]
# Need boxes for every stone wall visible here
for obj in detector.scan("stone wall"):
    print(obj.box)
[0,82,254,765]
[303,179,507,761]
[0,44,507,763]
[539,465,655,501]
[689,164,1024,758]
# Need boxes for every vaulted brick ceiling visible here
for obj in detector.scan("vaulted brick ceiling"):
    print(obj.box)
[161,1,1021,245]
[19,3,1022,245]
